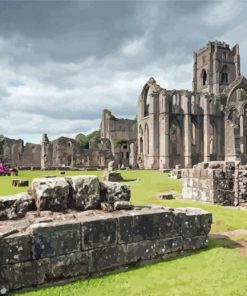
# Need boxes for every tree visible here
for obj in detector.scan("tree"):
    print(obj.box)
[75,130,100,149]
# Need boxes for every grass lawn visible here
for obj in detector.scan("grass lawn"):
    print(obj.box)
[1,170,247,296]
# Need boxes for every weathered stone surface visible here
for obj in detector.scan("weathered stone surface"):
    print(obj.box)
[0,233,31,265]
[31,221,81,259]
[114,201,132,210]
[100,181,131,205]
[89,245,126,272]
[118,214,133,244]
[126,237,183,263]
[183,235,208,250]
[0,193,32,221]
[103,171,123,182]
[0,259,50,292]
[82,218,117,250]
[66,175,100,210]
[50,252,88,280]
[0,206,212,294]
[132,210,177,242]
[32,177,70,212]
[101,202,114,212]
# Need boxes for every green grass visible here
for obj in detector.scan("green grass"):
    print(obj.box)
[1,170,247,296]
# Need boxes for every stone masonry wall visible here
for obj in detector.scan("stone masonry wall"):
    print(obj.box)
[0,206,212,294]
[181,161,247,205]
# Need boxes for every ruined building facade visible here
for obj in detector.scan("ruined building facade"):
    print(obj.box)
[41,134,113,169]
[100,109,137,167]
[137,41,247,169]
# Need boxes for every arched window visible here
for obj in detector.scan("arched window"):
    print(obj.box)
[221,65,229,83]
[144,87,151,117]
[140,137,143,154]
[172,94,176,105]
[191,95,195,113]
[201,69,207,86]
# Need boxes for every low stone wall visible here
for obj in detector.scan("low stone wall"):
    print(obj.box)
[181,161,247,205]
[0,206,212,294]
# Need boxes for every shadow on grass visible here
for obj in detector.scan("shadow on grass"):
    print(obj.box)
[122,178,137,182]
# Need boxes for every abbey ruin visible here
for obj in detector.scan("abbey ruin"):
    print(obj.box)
[137,41,247,169]
[1,41,247,172]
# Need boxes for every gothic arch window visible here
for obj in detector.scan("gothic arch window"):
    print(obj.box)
[140,137,143,154]
[143,87,151,117]
[191,95,195,113]
[170,121,181,155]
[172,94,176,105]
[221,65,229,83]
[201,69,207,86]
[144,124,149,155]
[67,141,72,148]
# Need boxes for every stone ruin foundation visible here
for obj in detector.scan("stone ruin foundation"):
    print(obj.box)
[181,161,247,206]
[0,175,212,294]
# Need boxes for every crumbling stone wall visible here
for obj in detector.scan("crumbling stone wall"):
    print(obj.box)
[100,109,137,168]
[0,137,41,168]
[41,134,113,169]
[0,206,212,295]
[181,161,247,206]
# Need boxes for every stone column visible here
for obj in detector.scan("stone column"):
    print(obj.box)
[159,92,169,169]
[203,95,210,162]
[183,94,192,168]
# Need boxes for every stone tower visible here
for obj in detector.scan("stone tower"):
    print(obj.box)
[41,133,50,169]
[193,41,240,95]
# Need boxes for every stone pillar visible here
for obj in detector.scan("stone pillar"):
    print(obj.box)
[159,92,169,168]
[203,95,210,162]
[183,95,192,168]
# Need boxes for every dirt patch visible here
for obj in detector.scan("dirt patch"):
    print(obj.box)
[210,229,247,256]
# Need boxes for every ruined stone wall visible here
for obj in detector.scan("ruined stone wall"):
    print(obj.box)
[137,78,224,170]
[41,135,114,169]
[0,206,212,294]
[0,137,41,168]
[100,109,137,167]
[181,161,247,206]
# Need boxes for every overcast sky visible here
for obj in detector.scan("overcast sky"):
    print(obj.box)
[0,0,247,143]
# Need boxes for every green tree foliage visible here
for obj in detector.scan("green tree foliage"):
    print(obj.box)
[75,130,100,150]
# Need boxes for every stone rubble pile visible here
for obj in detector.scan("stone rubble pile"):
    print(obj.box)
[0,175,131,220]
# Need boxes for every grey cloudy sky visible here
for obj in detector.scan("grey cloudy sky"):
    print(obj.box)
[0,0,247,143]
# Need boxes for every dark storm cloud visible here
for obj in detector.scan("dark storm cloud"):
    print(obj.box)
[0,0,246,142]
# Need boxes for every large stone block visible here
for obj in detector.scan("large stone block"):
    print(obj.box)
[132,210,177,242]
[66,175,100,210]
[183,235,208,250]
[0,259,50,292]
[99,181,131,205]
[82,217,117,250]
[118,214,134,244]
[31,221,81,259]
[50,252,88,280]
[0,233,31,265]
[126,237,183,263]
[31,177,70,211]
[89,245,126,272]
